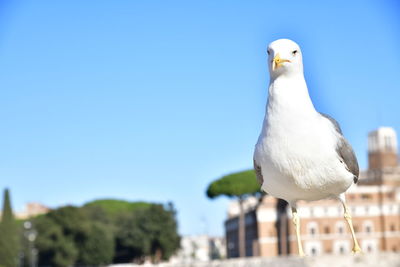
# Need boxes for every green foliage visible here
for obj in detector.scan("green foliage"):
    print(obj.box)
[206,170,261,258]
[0,189,20,267]
[46,206,90,238]
[84,199,150,218]
[35,216,78,267]
[32,200,180,265]
[77,222,115,265]
[206,170,260,199]
[114,203,180,263]
[34,205,115,267]
[114,213,149,262]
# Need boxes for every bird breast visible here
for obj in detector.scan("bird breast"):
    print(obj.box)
[255,84,353,201]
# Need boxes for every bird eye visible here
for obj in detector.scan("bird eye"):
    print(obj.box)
[267,50,270,55]
[292,50,298,55]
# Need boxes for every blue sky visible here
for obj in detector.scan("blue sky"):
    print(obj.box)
[0,1,399,236]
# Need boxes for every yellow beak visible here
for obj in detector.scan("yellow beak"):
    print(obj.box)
[272,53,291,70]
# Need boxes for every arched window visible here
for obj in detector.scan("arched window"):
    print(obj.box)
[305,242,321,256]
[336,221,346,235]
[307,222,318,236]
[362,240,377,253]
[333,241,349,254]
[363,220,374,234]
[311,247,317,255]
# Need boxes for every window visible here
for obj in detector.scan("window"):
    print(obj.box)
[310,227,316,235]
[367,245,372,252]
[390,224,395,231]
[307,222,318,236]
[361,194,371,200]
[311,247,317,255]
[324,226,330,234]
[336,221,346,235]
[363,221,374,234]
[339,246,345,254]
[324,207,328,215]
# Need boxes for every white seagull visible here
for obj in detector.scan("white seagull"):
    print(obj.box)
[253,39,361,256]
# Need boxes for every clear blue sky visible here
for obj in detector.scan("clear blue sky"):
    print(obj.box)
[0,0,399,236]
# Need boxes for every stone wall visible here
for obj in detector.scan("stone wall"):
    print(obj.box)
[110,253,400,267]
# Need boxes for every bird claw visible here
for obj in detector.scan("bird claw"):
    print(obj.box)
[352,245,362,254]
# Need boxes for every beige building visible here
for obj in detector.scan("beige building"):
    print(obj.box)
[169,235,226,264]
[15,202,50,219]
[225,127,400,257]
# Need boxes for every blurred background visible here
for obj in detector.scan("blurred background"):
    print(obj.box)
[0,0,399,266]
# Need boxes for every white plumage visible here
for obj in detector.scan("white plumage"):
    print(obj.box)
[253,39,361,256]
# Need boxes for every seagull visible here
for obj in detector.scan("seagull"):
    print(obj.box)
[253,39,361,256]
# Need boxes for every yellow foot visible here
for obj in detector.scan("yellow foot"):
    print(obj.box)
[352,245,362,254]
[298,251,306,258]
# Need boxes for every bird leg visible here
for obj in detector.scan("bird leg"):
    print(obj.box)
[291,207,306,257]
[342,203,362,254]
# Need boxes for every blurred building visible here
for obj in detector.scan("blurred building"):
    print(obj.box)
[225,127,400,257]
[15,202,50,219]
[169,235,226,264]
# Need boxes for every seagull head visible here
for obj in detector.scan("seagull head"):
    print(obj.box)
[267,39,303,77]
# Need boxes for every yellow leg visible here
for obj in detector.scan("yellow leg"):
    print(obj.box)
[342,204,362,254]
[292,207,306,257]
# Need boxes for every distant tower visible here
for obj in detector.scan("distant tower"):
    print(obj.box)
[368,127,398,170]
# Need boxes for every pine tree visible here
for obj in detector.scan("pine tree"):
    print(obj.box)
[0,189,20,267]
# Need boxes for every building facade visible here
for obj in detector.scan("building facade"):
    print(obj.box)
[225,127,400,257]
[16,202,50,219]
[169,235,226,264]
[0,202,50,220]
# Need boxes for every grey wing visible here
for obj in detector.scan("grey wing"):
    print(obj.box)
[319,112,360,183]
[253,159,264,186]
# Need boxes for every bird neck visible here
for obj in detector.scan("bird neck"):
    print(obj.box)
[266,73,316,119]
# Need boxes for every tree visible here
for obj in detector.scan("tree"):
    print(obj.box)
[140,204,180,262]
[34,206,115,267]
[206,170,261,258]
[114,212,149,263]
[0,188,20,267]
[83,199,151,220]
[77,222,115,265]
[32,200,179,265]
[114,203,180,263]
[34,216,78,267]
